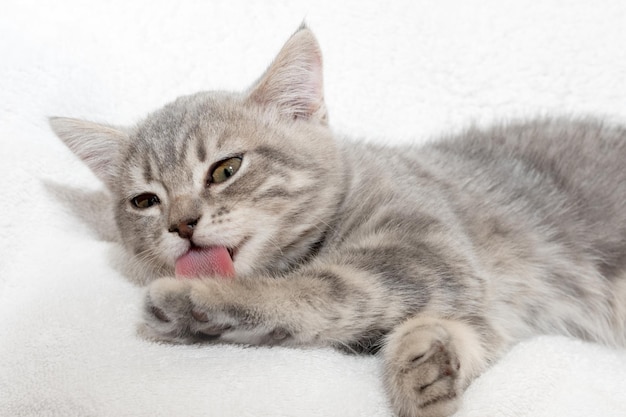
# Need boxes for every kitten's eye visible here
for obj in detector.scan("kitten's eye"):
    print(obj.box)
[209,157,242,185]
[131,193,160,209]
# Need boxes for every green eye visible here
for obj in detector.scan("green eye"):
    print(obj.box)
[209,157,242,184]
[131,193,160,209]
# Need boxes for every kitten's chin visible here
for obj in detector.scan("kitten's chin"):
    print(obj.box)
[113,233,278,284]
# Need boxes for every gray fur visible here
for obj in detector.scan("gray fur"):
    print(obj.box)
[50,27,626,417]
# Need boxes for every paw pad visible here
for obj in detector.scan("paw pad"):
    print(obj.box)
[197,323,232,337]
[270,328,289,341]
[151,306,170,322]
[191,309,209,322]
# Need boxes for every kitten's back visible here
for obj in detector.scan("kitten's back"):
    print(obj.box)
[335,118,626,345]
[432,118,626,276]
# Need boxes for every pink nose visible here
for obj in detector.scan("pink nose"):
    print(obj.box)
[168,218,199,240]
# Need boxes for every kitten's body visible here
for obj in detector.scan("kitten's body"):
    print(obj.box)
[51,27,626,417]
[338,118,626,342]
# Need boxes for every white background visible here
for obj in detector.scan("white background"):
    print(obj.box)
[1,1,626,416]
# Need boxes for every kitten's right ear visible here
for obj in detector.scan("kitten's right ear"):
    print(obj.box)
[247,25,327,124]
[49,117,128,188]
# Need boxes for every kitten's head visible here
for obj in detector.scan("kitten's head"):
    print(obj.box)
[50,27,343,282]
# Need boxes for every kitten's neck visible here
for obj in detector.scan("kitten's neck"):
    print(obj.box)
[276,147,352,275]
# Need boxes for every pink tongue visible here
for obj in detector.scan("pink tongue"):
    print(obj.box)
[175,246,235,279]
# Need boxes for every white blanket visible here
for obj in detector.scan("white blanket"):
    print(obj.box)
[2,1,626,416]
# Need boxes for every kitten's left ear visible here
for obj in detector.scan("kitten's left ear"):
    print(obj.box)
[49,117,128,189]
[247,25,327,124]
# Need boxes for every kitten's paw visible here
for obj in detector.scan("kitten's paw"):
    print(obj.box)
[138,278,195,343]
[139,277,292,345]
[383,319,461,417]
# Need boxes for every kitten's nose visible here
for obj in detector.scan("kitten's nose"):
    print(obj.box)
[168,218,199,240]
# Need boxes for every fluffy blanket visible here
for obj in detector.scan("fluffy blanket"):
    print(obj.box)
[2,1,626,416]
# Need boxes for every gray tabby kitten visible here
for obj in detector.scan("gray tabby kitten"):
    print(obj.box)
[50,26,626,417]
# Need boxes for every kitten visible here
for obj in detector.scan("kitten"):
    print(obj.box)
[50,26,626,417]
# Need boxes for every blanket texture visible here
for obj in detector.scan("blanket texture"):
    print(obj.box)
[2,1,626,416]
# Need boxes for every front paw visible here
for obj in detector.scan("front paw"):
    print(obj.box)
[383,319,461,417]
[139,277,292,345]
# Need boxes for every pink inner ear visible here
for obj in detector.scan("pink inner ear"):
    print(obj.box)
[248,28,325,120]
[49,117,127,188]
[175,246,235,279]
[295,53,324,118]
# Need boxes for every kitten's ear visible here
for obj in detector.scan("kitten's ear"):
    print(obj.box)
[49,117,128,188]
[247,25,327,124]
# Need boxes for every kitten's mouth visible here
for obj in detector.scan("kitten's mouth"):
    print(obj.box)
[174,246,235,279]
[174,238,247,279]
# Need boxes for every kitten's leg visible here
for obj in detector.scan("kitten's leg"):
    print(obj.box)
[382,316,490,417]
[140,265,406,347]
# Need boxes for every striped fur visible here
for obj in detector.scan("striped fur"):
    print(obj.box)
[51,27,626,417]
